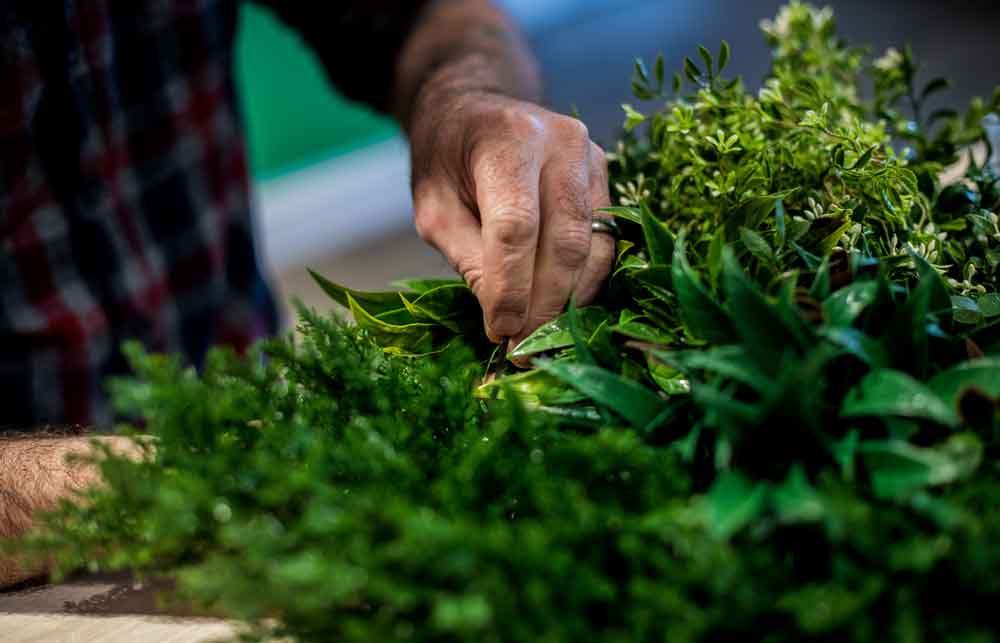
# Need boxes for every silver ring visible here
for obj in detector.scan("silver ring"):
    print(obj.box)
[591,217,620,239]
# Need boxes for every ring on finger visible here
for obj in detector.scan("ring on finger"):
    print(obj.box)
[591,216,620,240]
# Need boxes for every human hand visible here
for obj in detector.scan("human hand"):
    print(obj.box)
[408,92,615,352]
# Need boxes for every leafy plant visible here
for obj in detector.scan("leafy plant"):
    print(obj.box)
[13,3,1000,641]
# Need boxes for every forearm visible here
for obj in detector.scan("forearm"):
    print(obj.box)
[0,435,143,587]
[394,0,542,134]
[0,436,98,586]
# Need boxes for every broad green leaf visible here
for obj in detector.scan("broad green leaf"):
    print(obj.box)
[739,227,773,263]
[641,204,674,265]
[567,295,596,366]
[704,472,769,539]
[509,307,609,359]
[817,327,888,367]
[346,293,435,355]
[809,255,831,300]
[656,345,767,392]
[609,319,676,345]
[390,278,465,293]
[647,358,691,395]
[672,230,737,344]
[841,369,958,428]
[722,249,809,370]
[411,284,481,323]
[477,367,587,406]
[534,359,670,430]
[823,280,878,327]
[951,295,982,324]
[977,293,1000,317]
[816,219,853,256]
[772,465,825,523]
[597,206,642,224]
[927,358,1000,403]
[859,435,981,498]
[909,250,952,315]
[309,270,403,316]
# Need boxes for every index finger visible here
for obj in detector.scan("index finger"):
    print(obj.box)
[475,142,543,343]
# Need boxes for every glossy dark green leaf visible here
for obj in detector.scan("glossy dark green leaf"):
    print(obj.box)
[647,358,691,395]
[641,203,674,265]
[390,278,466,293]
[859,435,980,498]
[597,206,642,224]
[655,345,766,392]
[654,54,665,88]
[309,269,403,316]
[772,465,825,523]
[817,327,888,367]
[672,231,737,344]
[704,472,769,539]
[977,293,1000,317]
[927,358,1000,404]
[609,319,676,345]
[909,250,952,316]
[478,367,587,406]
[509,307,609,359]
[823,280,878,327]
[841,369,958,427]
[740,227,773,263]
[722,249,809,369]
[951,295,982,324]
[809,255,831,300]
[534,359,670,430]
[816,220,853,256]
[346,293,435,355]
[567,295,596,366]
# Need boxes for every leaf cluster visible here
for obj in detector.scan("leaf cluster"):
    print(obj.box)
[14,3,1000,642]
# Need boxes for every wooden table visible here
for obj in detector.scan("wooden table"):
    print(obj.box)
[0,573,237,642]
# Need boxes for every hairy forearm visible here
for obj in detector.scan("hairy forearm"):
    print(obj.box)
[0,436,99,586]
[0,437,102,540]
[394,0,542,133]
[0,435,143,587]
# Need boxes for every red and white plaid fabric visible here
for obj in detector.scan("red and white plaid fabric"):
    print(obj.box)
[0,1,427,429]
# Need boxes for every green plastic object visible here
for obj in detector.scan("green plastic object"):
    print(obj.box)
[234,5,398,179]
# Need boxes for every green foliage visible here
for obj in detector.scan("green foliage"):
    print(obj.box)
[14,3,1000,641]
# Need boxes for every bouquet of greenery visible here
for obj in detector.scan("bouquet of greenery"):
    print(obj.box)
[14,3,1000,641]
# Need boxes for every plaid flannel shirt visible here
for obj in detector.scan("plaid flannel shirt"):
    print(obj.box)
[1,1,429,429]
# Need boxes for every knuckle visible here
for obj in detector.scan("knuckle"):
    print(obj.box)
[413,207,444,243]
[499,106,546,140]
[490,204,538,248]
[556,116,590,142]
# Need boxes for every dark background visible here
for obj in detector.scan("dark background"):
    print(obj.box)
[517,0,999,145]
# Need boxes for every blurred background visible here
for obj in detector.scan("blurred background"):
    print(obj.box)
[238,0,1000,324]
